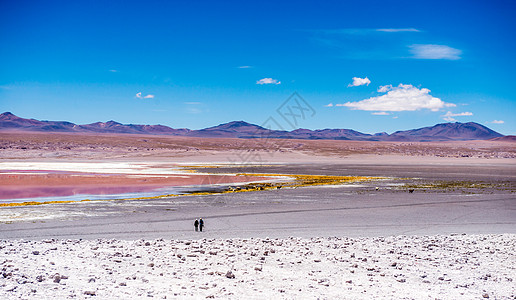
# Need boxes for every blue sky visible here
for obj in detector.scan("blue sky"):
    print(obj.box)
[1,0,514,134]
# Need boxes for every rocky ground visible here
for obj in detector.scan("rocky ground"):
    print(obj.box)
[0,234,514,299]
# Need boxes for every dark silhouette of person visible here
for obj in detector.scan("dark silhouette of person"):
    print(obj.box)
[194,219,199,232]
[199,218,204,232]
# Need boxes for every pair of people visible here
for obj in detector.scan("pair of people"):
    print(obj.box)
[194,218,204,232]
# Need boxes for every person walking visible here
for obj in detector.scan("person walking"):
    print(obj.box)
[199,218,204,232]
[194,219,199,232]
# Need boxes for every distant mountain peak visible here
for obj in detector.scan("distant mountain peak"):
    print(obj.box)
[205,120,267,131]
[105,120,122,125]
[0,112,17,120]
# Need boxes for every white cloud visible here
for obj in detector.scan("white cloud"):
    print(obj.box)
[491,120,504,124]
[136,92,154,99]
[409,44,462,60]
[392,116,399,119]
[109,69,118,73]
[325,103,334,107]
[348,77,371,87]
[256,78,281,85]
[372,112,390,115]
[339,84,455,112]
[238,66,252,69]
[442,111,473,122]
[377,85,392,93]
[319,28,420,35]
[376,28,420,32]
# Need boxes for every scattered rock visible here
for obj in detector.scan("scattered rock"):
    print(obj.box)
[225,271,235,279]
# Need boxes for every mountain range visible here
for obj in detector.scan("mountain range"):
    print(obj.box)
[0,112,505,142]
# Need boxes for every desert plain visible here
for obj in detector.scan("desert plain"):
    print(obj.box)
[0,131,515,299]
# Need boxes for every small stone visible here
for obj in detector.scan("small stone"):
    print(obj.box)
[36,275,45,282]
[32,251,40,255]
[482,293,489,298]
[84,290,96,296]
[225,271,235,279]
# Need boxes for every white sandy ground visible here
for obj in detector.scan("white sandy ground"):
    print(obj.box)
[0,162,193,175]
[1,234,514,299]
